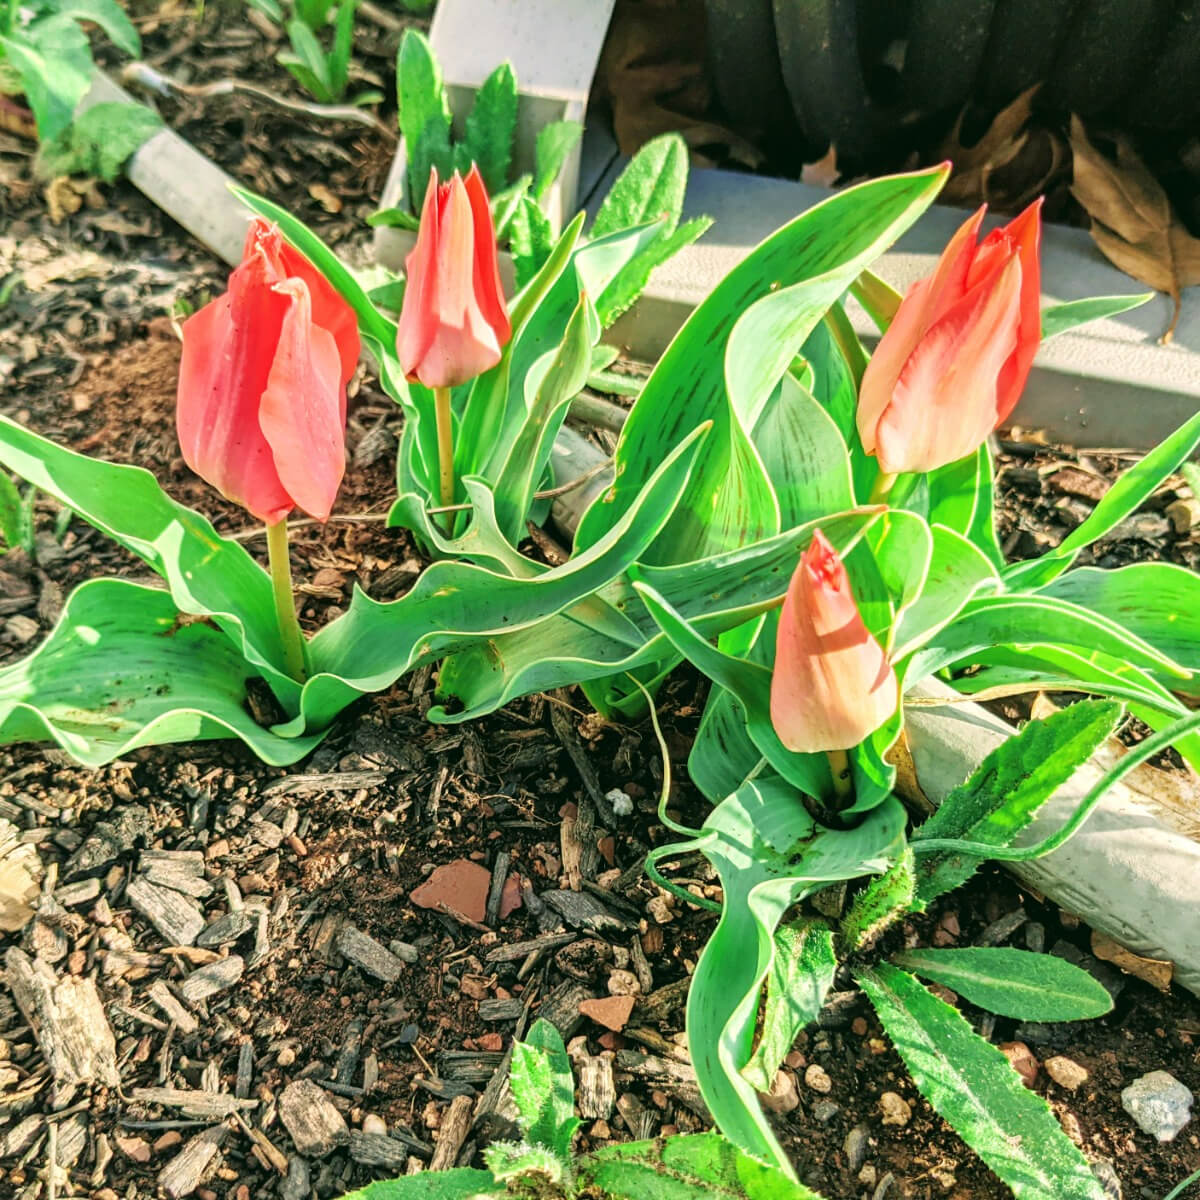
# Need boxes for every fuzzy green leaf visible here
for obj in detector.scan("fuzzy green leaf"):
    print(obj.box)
[591,132,689,238]
[57,0,140,55]
[891,948,1114,1021]
[509,1020,579,1158]
[911,700,1123,907]
[839,847,915,951]
[396,29,452,203]
[509,193,555,288]
[857,965,1106,1199]
[457,61,517,192]
[741,922,836,1092]
[578,1133,828,1199]
[340,1168,500,1199]
[484,1140,565,1184]
[1,15,93,140]
[597,214,712,327]
[0,472,24,550]
[35,101,162,182]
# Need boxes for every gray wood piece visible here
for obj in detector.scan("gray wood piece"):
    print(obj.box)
[429,1093,474,1171]
[484,932,576,964]
[577,1052,616,1120]
[278,1078,349,1157]
[146,980,199,1036]
[4,947,119,1103]
[129,1088,257,1118]
[334,924,405,983]
[142,863,214,900]
[541,889,634,933]
[126,877,205,947]
[536,979,593,1041]
[180,956,244,1005]
[349,1131,409,1171]
[157,1124,228,1199]
[235,1041,254,1099]
[196,910,255,949]
[478,998,524,1022]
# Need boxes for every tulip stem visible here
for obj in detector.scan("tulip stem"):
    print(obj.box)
[266,519,307,684]
[868,472,897,505]
[826,748,854,803]
[434,385,455,534]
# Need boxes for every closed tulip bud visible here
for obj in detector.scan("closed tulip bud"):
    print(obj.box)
[770,531,898,754]
[396,165,511,389]
[176,219,360,524]
[857,198,1042,476]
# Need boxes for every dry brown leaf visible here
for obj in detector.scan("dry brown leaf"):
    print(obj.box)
[1090,931,1174,992]
[1069,116,1200,343]
[940,88,1067,211]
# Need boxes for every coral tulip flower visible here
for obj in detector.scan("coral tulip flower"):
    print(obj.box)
[396,165,511,390]
[857,199,1042,476]
[770,531,898,754]
[176,220,360,524]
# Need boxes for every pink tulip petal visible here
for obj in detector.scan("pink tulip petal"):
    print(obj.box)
[770,531,898,754]
[874,256,1022,474]
[395,167,509,389]
[258,278,345,522]
[993,197,1043,422]
[176,249,293,525]
[857,207,986,456]
[276,239,361,391]
[465,164,511,345]
[395,169,444,381]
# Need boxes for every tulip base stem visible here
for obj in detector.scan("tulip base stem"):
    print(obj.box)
[868,472,897,506]
[434,386,455,534]
[266,519,307,684]
[826,748,854,804]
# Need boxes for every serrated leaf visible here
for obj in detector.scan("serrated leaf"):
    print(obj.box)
[742,922,836,1092]
[578,1132,827,1199]
[483,1140,565,1184]
[509,1019,579,1158]
[457,61,517,193]
[592,132,689,238]
[533,120,582,204]
[891,948,1114,1021]
[326,0,356,99]
[857,965,1107,1199]
[340,1167,500,1199]
[35,101,162,182]
[396,28,453,203]
[597,215,712,327]
[911,700,1123,907]
[839,847,915,951]
[509,193,555,288]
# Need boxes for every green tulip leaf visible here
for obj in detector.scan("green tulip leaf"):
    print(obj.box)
[1040,293,1153,340]
[0,579,323,767]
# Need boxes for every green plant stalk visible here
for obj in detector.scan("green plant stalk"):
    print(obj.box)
[868,471,896,505]
[434,384,455,532]
[912,709,1200,862]
[826,747,853,802]
[1164,1166,1200,1200]
[266,519,307,683]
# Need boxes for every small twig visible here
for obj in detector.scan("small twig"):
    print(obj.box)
[425,458,613,516]
[121,62,395,137]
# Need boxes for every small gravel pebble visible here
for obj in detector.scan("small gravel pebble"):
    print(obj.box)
[843,1123,871,1172]
[878,1092,911,1127]
[1044,1055,1089,1091]
[1120,1070,1194,1143]
[804,1064,833,1094]
[999,1041,1039,1088]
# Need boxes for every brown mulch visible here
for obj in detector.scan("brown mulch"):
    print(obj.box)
[0,9,1198,1199]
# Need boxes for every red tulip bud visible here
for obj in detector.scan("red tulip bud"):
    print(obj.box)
[770,531,898,754]
[176,220,360,524]
[857,199,1042,475]
[396,165,511,389]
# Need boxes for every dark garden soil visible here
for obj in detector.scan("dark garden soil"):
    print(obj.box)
[0,6,1198,1199]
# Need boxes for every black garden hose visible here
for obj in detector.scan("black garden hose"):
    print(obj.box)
[902,0,996,113]
[976,0,1080,109]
